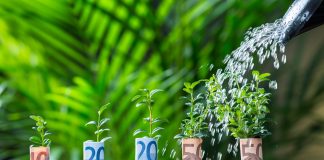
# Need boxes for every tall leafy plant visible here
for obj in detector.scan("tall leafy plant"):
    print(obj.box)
[85,103,111,142]
[132,89,165,140]
[215,70,272,138]
[175,81,208,139]
[29,115,51,147]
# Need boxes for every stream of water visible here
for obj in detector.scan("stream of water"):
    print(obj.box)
[206,18,286,159]
[162,17,287,159]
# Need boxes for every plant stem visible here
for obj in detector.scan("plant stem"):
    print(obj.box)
[40,127,44,146]
[190,92,194,137]
[97,112,101,142]
[148,93,153,137]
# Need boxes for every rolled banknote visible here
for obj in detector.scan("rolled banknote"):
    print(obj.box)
[83,141,104,160]
[135,138,157,160]
[182,138,202,160]
[30,146,50,160]
[240,138,263,160]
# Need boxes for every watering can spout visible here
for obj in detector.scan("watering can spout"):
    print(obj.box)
[280,0,324,44]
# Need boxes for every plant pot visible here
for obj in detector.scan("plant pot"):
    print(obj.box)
[83,141,104,160]
[239,138,263,160]
[182,138,203,160]
[30,146,50,160]
[135,137,158,160]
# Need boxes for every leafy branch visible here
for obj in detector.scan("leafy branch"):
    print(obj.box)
[215,70,272,138]
[175,81,207,139]
[29,115,51,147]
[85,103,111,142]
[132,89,165,139]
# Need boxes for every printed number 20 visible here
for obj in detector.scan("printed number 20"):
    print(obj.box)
[137,141,157,160]
[85,146,104,160]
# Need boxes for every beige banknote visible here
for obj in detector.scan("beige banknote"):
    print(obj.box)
[182,138,202,160]
[30,146,50,160]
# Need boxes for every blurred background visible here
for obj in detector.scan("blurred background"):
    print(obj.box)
[0,0,323,159]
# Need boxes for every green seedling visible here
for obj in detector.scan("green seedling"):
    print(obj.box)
[29,115,51,147]
[85,103,111,142]
[175,81,208,139]
[216,70,272,138]
[132,89,166,140]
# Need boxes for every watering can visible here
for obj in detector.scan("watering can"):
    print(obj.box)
[280,0,324,43]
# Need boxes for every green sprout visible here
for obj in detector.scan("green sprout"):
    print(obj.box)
[175,81,208,139]
[29,115,51,147]
[132,89,166,139]
[216,70,272,138]
[85,103,111,142]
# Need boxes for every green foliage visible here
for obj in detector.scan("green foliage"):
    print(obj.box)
[85,103,111,142]
[0,0,295,159]
[216,70,272,138]
[175,81,207,139]
[29,115,51,147]
[132,89,165,140]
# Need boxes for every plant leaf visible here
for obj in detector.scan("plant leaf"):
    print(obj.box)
[44,131,51,136]
[140,89,149,93]
[85,121,96,126]
[184,82,191,89]
[152,127,164,134]
[149,89,163,97]
[44,139,51,146]
[95,128,110,135]
[174,134,184,139]
[131,95,141,102]
[133,129,146,136]
[100,137,112,143]
[154,134,161,140]
[183,88,191,94]
[152,118,168,124]
[29,136,42,144]
[30,115,40,121]
[259,73,270,79]
[136,102,144,107]
[143,117,150,122]
[98,103,110,116]
[99,118,110,127]
[194,132,206,138]
[191,80,201,88]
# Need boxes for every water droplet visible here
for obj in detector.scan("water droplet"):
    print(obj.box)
[269,80,278,90]
[281,54,286,64]
[217,152,222,160]
[170,149,176,158]
[279,44,285,53]
[274,60,280,69]
[227,144,233,153]
[209,64,214,71]
[218,133,223,142]
[211,138,215,146]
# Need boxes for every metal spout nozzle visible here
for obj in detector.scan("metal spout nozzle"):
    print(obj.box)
[280,0,324,43]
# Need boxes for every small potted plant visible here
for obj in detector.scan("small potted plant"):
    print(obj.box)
[215,70,272,160]
[175,81,208,160]
[29,115,51,160]
[84,103,111,160]
[132,89,165,160]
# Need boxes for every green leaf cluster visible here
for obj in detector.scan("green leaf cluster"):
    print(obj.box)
[85,103,111,142]
[0,0,293,159]
[175,81,208,139]
[29,115,51,147]
[215,70,272,138]
[132,89,166,140]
